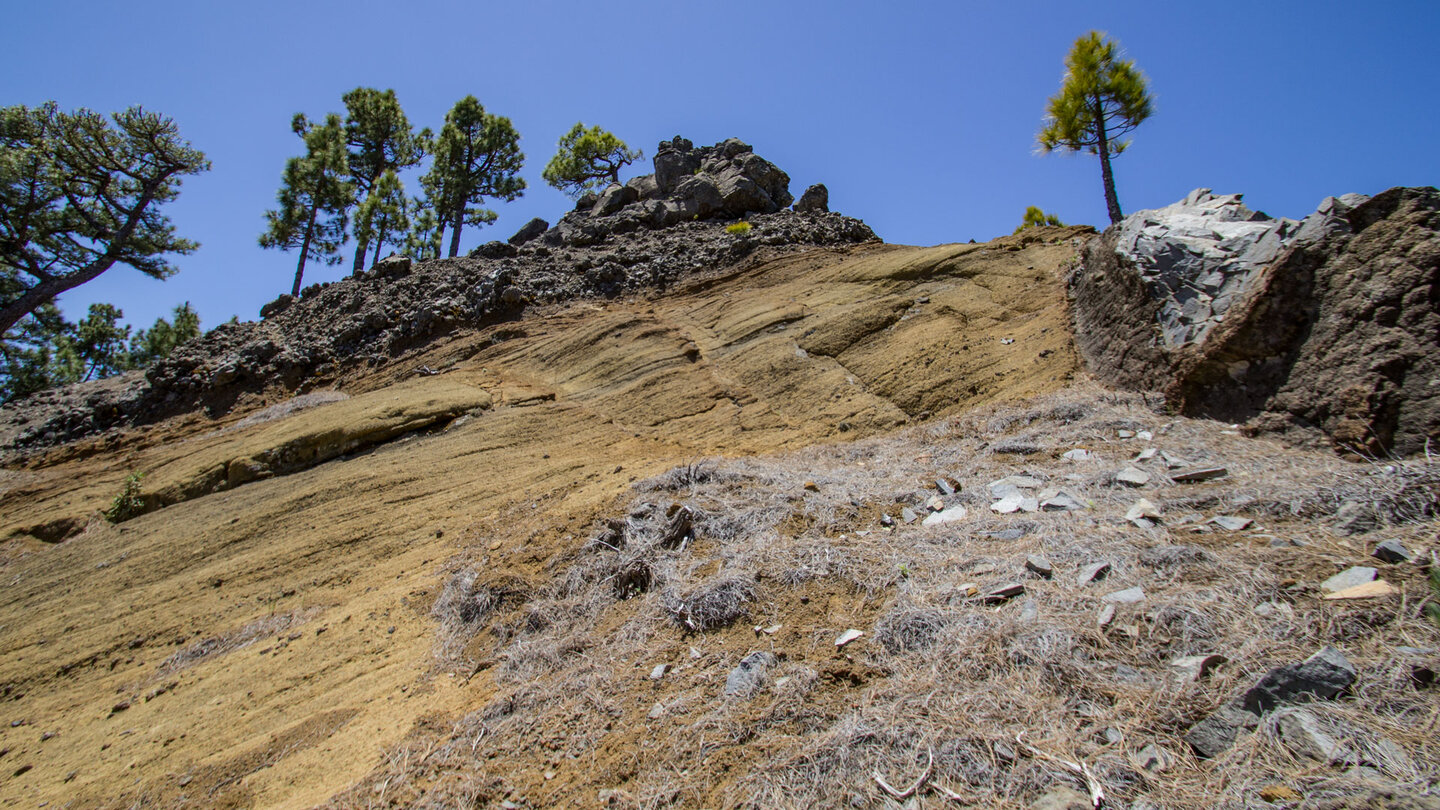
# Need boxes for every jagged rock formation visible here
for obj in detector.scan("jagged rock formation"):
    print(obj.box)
[0,139,874,456]
[1071,186,1440,455]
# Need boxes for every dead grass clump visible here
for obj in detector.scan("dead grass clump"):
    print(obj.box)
[664,576,756,631]
[158,610,317,676]
[431,568,528,666]
[873,605,947,654]
[634,458,734,492]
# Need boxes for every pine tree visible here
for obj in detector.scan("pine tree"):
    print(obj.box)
[260,114,353,296]
[421,96,525,258]
[403,202,443,261]
[542,123,642,198]
[354,170,411,266]
[1038,31,1152,225]
[129,302,200,366]
[1014,206,1065,233]
[52,303,133,383]
[0,102,208,336]
[342,88,424,271]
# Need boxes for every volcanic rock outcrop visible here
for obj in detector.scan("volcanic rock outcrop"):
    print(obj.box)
[1071,186,1440,454]
[0,138,874,455]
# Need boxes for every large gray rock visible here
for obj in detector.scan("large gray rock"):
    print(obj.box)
[795,184,829,214]
[1242,646,1357,715]
[593,183,639,217]
[507,217,549,246]
[654,137,700,193]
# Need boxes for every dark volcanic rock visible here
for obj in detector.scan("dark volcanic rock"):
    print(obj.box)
[795,184,829,214]
[507,217,549,246]
[1070,186,1440,455]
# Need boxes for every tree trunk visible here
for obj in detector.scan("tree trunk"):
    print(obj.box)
[1093,99,1123,225]
[447,208,463,258]
[372,224,387,265]
[292,209,317,297]
[352,239,368,273]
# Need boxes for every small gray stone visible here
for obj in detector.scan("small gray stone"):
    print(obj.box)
[1185,700,1260,758]
[1130,743,1173,773]
[649,664,668,680]
[922,505,967,525]
[1125,498,1161,525]
[1242,646,1357,715]
[1077,561,1111,585]
[507,217,549,246]
[900,507,918,524]
[1170,654,1227,682]
[1171,466,1229,482]
[1102,586,1146,604]
[1062,448,1093,461]
[1032,786,1090,810]
[991,494,1025,514]
[1332,501,1379,535]
[1025,555,1054,579]
[1210,515,1253,531]
[1372,539,1412,564]
[647,701,665,719]
[935,478,957,495]
[984,582,1026,603]
[1018,598,1039,622]
[1097,604,1116,628]
[1040,491,1085,511]
[1274,708,1352,764]
[1116,467,1151,487]
[1320,566,1377,593]
[724,651,778,696]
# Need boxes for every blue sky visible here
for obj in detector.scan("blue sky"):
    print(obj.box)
[6,1,1438,333]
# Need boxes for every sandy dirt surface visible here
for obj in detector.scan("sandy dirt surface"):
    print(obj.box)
[0,230,1089,808]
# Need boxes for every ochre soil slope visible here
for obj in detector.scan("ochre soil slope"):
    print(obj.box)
[0,230,1088,808]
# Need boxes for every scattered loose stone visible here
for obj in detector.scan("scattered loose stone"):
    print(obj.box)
[1033,787,1090,810]
[1018,599,1039,622]
[1274,708,1352,764]
[879,513,895,528]
[1039,489,1084,511]
[1171,654,1228,682]
[926,496,945,512]
[1372,539,1412,564]
[1185,700,1261,758]
[900,507,918,524]
[1025,555,1054,579]
[1332,500,1379,535]
[724,651,778,696]
[1125,498,1162,526]
[1097,604,1116,628]
[1077,561,1111,585]
[1103,586,1146,604]
[1210,515,1254,531]
[1130,743,1173,773]
[1062,448,1092,461]
[935,478,957,495]
[647,702,665,719]
[1241,646,1356,715]
[1320,566,1377,593]
[1172,466,1229,482]
[991,494,1024,514]
[649,664,668,680]
[1117,429,1135,439]
[922,505,968,525]
[835,629,864,648]
[1134,448,1158,461]
[1323,580,1397,600]
[983,582,1026,603]
[803,480,819,492]
[1136,430,1153,441]
[1116,467,1151,487]
[1160,451,1190,469]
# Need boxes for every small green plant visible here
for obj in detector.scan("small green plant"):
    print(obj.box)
[726,221,753,236]
[1014,206,1065,233]
[104,471,146,523]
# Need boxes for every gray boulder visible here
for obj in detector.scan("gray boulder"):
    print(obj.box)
[724,651,777,696]
[1242,645,1356,714]
[259,294,294,320]
[507,217,549,246]
[626,174,660,200]
[593,183,640,217]
[654,137,700,193]
[795,184,829,214]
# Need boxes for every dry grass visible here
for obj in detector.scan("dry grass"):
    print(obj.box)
[327,385,1440,809]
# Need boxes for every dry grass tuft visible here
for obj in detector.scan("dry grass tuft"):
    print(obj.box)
[664,576,756,631]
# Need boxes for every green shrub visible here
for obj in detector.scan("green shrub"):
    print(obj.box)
[726,221,753,236]
[103,472,146,523]
[1014,206,1065,233]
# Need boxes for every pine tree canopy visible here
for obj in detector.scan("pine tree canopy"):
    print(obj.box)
[542,123,642,199]
[0,102,209,336]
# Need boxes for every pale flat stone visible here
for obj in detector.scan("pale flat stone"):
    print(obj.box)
[1171,654,1227,682]
[1116,467,1151,487]
[1125,498,1161,525]
[1103,586,1146,604]
[1025,555,1053,578]
[1077,561,1111,585]
[922,505,968,525]
[1062,448,1093,461]
[1210,515,1253,531]
[1320,566,1377,593]
[991,494,1024,514]
[835,629,864,647]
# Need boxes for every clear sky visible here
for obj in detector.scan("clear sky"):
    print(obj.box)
[5,0,1438,333]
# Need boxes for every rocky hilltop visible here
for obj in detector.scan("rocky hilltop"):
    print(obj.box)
[0,147,1437,810]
